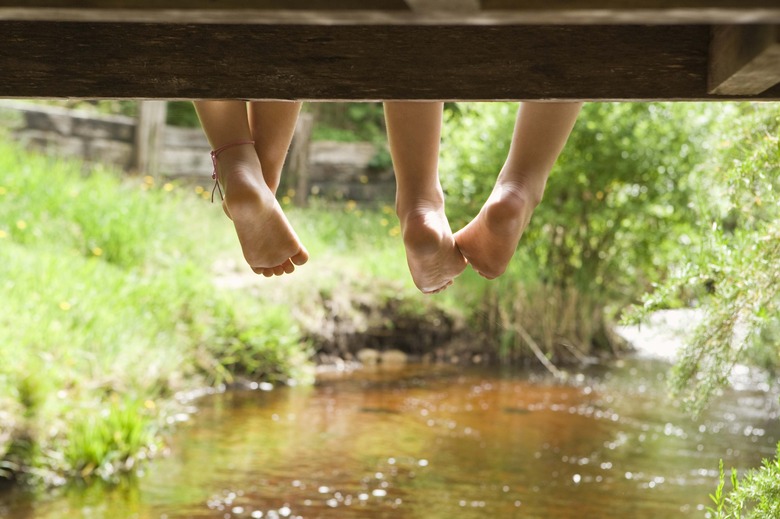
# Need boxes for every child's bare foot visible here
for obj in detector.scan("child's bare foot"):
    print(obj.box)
[398,199,467,294]
[216,146,308,277]
[454,179,539,280]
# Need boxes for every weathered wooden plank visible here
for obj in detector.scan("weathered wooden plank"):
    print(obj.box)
[134,100,167,176]
[709,25,780,95]
[0,1,778,24]
[2,22,779,101]
[405,0,480,13]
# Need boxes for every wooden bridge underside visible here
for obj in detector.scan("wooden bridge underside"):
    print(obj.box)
[1,1,779,101]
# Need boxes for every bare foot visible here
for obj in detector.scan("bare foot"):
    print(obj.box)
[454,180,538,280]
[216,147,308,277]
[398,200,467,294]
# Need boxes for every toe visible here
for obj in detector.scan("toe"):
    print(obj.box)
[281,259,295,274]
[291,249,309,266]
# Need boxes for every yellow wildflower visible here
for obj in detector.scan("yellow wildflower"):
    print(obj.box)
[163,182,174,192]
[281,196,291,206]
[389,226,401,237]
[59,301,72,311]
[92,247,103,257]
[143,175,154,185]
[16,220,27,230]
[0,186,6,196]
[195,185,205,195]
[0,230,7,239]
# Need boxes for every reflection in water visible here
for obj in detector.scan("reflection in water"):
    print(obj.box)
[2,358,778,519]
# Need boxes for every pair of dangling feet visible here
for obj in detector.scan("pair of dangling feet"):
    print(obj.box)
[398,178,537,294]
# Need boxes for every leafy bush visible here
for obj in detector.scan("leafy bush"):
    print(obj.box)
[709,445,780,519]
[309,102,386,143]
[629,103,780,412]
[439,102,717,356]
[205,303,313,385]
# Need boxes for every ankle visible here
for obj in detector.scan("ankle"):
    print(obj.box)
[395,189,445,220]
[220,162,276,206]
[210,141,261,201]
[495,175,545,208]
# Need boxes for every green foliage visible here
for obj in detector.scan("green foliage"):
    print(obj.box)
[709,458,741,517]
[206,303,313,385]
[0,147,182,268]
[309,102,393,169]
[309,102,386,142]
[0,140,312,483]
[709,445,780,519]
[629,103,780,413]
[166,101,201,127]
[26,100,138,118]
[443,103,713,297]
[64,399,156,479]
[440,102,717,355]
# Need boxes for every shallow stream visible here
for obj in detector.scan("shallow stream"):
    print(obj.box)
[2,357,778,519]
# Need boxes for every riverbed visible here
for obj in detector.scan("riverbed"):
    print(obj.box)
[1,356,778,519]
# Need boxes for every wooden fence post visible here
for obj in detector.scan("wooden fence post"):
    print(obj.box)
[134,100,167,177]
[286,112,313,207]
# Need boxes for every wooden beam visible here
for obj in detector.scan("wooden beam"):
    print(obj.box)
[0,1,778,25]
[405,0,480,13]
[134,100,167,176]
[709,25,780,95]
[2,22,779,101]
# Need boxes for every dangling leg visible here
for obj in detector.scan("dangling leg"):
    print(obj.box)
[246,101,309,272]
[454,102,582,279]
[194,100,308,277]
[384,101,467,294]
[248,101,303,194]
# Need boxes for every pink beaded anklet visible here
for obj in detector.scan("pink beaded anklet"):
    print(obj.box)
[210,140,255,202]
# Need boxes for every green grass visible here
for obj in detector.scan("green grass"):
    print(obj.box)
[0,139,314,484]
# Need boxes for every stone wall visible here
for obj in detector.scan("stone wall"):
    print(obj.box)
[0,101,394,202]
[0,101,140,170]
[308,141,395,202]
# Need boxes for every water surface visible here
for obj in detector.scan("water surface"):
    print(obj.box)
[2,358,778,519]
